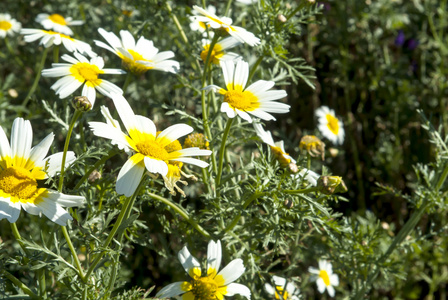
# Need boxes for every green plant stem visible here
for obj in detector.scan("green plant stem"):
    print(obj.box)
[216,118,234,187]
[53,45,59,63]
[165,2,189,44]
[247,55,264,83]
[122,72,132,94]
[147,192,211,239]
[4,36,25,69]
[224,0,233,16]
[224,191,267,232]
[307,153,311,170]
[38,270,46,298]
[10,223,30,256]
[58,110,83,192]
[283,187,319,194]
[1,270,41,300]
[23,47,49,107]
[61,226,86,282]
[84,185,142,280]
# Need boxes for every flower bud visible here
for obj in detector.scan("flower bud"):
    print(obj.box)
[184,133,210,150]
[88,170,102,183]
[317,176,348,195]
[284,199,294,209]
[72,96,92,112]
[299,135,325,160]
[288,162,299,174]
[277,14,287,23]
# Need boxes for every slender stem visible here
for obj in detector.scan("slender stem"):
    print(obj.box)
[216,118,234,187]
[224,0,233,16]
[307,153,311,170]
[247,55,264,83]
[165,2,189,44]
[58,110,82,192]
[4,36,25,68]
[122,72,132,94]
[53,45,59,63]
[74,149,119,190]
[283,187,319,194]
[147,192,211,239]
[1,270,41,300]
[224,191,267,232]
[23,47,49,107]
[61,226,85,282]
[38,269,46,298]
[436,163,448,191]
[10,222,30,256]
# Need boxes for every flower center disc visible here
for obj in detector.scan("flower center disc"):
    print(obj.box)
[326,114,339,135]
[136,140,170,161]
[275,286,289,300]
[224,90,259,111]
[319,270,331,286]
[70,63,102,85]
[49,14,67,25]
[0,21,12,30]
[191,276,218,300]
[0,167,38,199]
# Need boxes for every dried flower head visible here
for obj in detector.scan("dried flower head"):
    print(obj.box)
[300,135,325,160]
[184,133,210,150]
[317,176,348,195]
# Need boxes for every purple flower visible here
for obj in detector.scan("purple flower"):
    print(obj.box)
[395,30,405,46]
[406,38,419,51]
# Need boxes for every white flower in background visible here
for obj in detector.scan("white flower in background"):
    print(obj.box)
[201,36,241,64]
[189,5,216,33]
[205,60,289,123]
[89,93,211,197]
[41,52,125,107]
[35,13,83,36]
[308,260,339,297]
[0,13,21,38]
[0,118,84,225]
[264,276,300,300]
[95,28,180,75]
[192,5,260,46]
[254,123,295,167]
[315,106,344,145]
[21,28,95,56]
[156,240,251,299]
[236,0,259,4]
[292,168,320,187]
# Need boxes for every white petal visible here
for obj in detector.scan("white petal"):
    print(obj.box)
[11,118,32,167]
[155,282,186,298]
[88,122,131,149]
[253,123,275,146]
[236,109,253,123]
[26,133,54,169]
[221,102,236,118]
[36,196,73,225]
[119,30,136,50]
[157,124,193,148]
[264,283,275,296]
[207,240,222,274]
[171,157,209,168]
[175,148,212,157]
[7,201,21,223]
[272,276,287,287]
[116,157,145,197]
[21,202,41,215]
[178,245,201,277]
[110,93,138,134]
[330,274,339,286]
[316,278,326,294]
[44,190,85,207]
[327,285,335,297]
[0,126,12,161]
[224,283,251,299]
[44,151,76,177]
[257,90,288,102]
[220,60,235,90]
[143,156,168,176]
[217,259,245,285]
[233,60,249,89]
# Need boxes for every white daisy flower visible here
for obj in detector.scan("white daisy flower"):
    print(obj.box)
[94,28,180,75]
[156,240,251,299]
[0,13,21,38]
[308,260,339,297]
[254,123,295,167]
[189,5,216,33]
[236,0,259,4]
[35,13,83,36]
[88,93,211,197]
[205,60,289,123]
[192,5,260,46]
[41,52,125,107]
[201,36,242,64]
[264,276,300,300]
[0,118,84,225]
[21,28,95,56]
[315,106,344,145]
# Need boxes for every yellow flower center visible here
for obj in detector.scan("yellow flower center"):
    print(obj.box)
[319,270,331,286]
[119,49,153,75]
[49,14,67,25]
[164,140,182,153]
[0,21,12,31]
[0,167,38,200]
[275,286,290,300]
[69,62,104,87]
[47,30,74,40]
[224,90,259,111]
[136,140,169,161]
[326,114,339,135]
[200,44,224,65]
[191,276,218,300]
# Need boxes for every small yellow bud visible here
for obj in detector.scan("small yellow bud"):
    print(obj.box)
[299,135,326,160]
[317,176,348,195]
[72,96,92,112]
[184,133,210,150]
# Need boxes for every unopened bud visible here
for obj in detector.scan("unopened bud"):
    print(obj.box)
[277,14,287,23]
[88,170,102,183]
[299,135,326,160]
[184,133,210,150]
[317,176,348,195]
[284,199,294,209]
[328,148,339,157]
[381,222,390,230]
[8,89,18,98]
[72,96,92,112]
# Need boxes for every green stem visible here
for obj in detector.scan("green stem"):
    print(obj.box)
[165,2,189,44]
[307,153,311,170]
[147,192,211,239]
[4,36,25,69]
[1,270,41,300]
[247,55,264,83]
[224,0,233,16]
[61,226,85,282]
[224,191,267,232]
[283,187,319,194]
[84,183,142,280]
[38,270,46,298]
[23,47,49,107]
[216,118,234,187]
[122,72,132,94]
[10,223,30,256]
[58,110,83,192]
[53,45,59,63]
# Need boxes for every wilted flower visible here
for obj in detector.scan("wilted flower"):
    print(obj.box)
[254,123,295,167]
[205,60,289,123]
[317,176,347,194]
[0,118,84,225]
[0,13,21,38]
[308,260,339,297]
[156,240,251,299]
[315,106,344,145]
[35,13,83,36]
[184,133,209,150]
[264,276,300,299]
[299,135,325,160]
